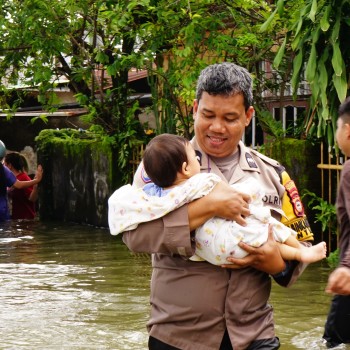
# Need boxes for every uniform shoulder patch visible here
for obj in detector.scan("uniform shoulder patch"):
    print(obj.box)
[250,149,280,168]
[245,153,258,168]
[284,179,304,217]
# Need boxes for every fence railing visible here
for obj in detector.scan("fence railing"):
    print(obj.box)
[130,144,145,178]
[316,142,345,252]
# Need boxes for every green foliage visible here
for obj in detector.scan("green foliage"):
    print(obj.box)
[140,1,278,137]
[256,110,288,140]
[261,0,350,149]
[302,189,337,233]
[1,0,292,152]
[327,248,340,269]
[30,115,49,124]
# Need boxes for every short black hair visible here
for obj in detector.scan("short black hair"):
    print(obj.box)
[338,96,350,124]
[4,152,28,172]
[143,134,189,188]
[195,62,253,111]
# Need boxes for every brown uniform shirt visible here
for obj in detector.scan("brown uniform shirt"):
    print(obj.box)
[337,160,350,268]
[123,139,313,350]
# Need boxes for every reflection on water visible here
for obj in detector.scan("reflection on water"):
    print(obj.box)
[0,220,151,349]
[0,221,349,350]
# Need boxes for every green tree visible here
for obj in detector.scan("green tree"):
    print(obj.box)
[0,0,152,175]
[262,0,350,149]
[142,1,281,138]
[0,1,281,136]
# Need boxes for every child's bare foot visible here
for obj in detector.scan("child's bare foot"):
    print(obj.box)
[300,241,327,263]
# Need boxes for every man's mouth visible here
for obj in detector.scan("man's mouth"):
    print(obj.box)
[208,136,226,144]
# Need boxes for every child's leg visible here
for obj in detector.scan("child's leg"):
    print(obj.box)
[278,237,327,263]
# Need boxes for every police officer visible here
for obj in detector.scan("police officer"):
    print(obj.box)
[123,63,313,350]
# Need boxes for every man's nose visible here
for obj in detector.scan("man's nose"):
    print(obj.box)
[209,119,225,132]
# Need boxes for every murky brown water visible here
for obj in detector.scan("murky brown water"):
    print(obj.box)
[0,220,348,349]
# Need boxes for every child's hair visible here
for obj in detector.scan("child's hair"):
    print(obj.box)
[4,152,29,173]
[339,96,350,124]
[143,133,190,188]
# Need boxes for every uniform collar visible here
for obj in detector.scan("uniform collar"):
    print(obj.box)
[191,138,261,184]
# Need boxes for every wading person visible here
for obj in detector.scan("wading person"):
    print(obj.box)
[121,62,314,350]
[323,96,350,348]
[0,141,42,222]
[4,152,38,220]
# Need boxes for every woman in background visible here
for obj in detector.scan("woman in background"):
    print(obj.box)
[0,140,42,222]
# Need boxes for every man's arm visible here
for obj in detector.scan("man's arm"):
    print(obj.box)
[123,181,251,256]
[122,204,192,255]
[188,181,250,230]
[325,220,350,295]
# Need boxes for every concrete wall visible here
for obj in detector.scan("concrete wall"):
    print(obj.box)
[36,130,120,227]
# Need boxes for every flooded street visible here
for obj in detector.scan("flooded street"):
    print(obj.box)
[0,220,348,349]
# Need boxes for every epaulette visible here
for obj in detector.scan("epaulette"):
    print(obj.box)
[249,149,282,169]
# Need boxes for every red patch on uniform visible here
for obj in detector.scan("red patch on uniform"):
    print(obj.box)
[284,180,304,217]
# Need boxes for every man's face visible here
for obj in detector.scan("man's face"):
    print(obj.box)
[336,117,350,157]
[193,92,254,158]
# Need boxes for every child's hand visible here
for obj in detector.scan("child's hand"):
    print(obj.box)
[34,165,43,182]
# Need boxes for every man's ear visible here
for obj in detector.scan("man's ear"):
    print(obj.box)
[245,106,255,127]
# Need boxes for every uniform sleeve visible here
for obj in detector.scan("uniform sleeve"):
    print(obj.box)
[122,204,194,256]
[273,167,313,286]
[121,163,194,256]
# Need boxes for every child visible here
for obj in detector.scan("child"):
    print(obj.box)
[108,134,326,265]
[323,97,350,348]
[4,152,38,220]
[0,140,42,222]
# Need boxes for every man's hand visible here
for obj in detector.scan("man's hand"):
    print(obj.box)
[326,267,350,295]
[206,182,251,226]
[222,225,286,275]
[188,181,250,230]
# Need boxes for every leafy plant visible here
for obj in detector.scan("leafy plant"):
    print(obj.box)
[261,0,350,148]
[327,248,340,269]
[302,189,339,267]
[256,109,291,140]
[302,189,337,233]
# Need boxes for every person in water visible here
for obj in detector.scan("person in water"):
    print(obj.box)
[0,140,42,222]
[4,152,38,220]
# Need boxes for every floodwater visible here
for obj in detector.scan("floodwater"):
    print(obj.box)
[0,220,348,350]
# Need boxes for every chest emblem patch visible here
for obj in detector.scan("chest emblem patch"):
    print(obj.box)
[245,153,258,168]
